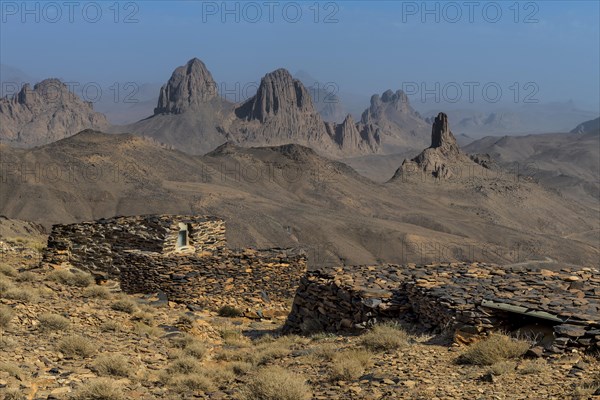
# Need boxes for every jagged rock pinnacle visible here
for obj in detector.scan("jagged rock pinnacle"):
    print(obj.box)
[154,58,218,115]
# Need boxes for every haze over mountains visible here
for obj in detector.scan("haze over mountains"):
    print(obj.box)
[0,57,598,268]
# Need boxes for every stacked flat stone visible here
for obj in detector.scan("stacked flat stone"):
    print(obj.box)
[42,215,226,276]
[118,247,306,315]
[283,263,600,353]
[41,214,305,316]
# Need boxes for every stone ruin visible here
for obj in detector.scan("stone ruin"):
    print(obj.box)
[42,215,306,316]
[283,263,600,354]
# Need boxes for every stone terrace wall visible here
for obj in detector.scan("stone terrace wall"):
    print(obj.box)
[284,263,600,353]
[42,215,226,276]
[118,248,306,316]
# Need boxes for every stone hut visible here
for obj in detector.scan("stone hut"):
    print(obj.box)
[42,215,306,315]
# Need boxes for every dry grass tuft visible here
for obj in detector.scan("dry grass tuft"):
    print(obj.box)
[1,286,38,302]
[167,356,202,375]
[93,354,130,377]
[0,305,15,329]
[218,305,244,317]
[360,322,409,352]
[15,271,36,282]
[457,333,530,366]
[489,360,517,375]
[71,378,126,400]
[0,388,26,400]
[82,285,112,299]
[518,359,549,375]
[111,298,138,314]
[100,321,121,333]
[330,349,373,381]
[38,313,70,331]
[47,269,94,287]
[242,366,311,400]
[0,361,25,379]
[57,334,97,358]
[169,374,216,394]
[0,264,17,277]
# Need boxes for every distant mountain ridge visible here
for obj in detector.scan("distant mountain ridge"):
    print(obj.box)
[0,79,109,147]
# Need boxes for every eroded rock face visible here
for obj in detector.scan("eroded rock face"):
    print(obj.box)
[359,89,429,151]
[332,114,381,153]
[394,112,471,179]
[239,68,314,123]
[0,79,109,147]
[154,58,218,115]
[228,68,380,155]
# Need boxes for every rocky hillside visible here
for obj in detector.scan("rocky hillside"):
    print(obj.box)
[571,117,600,134]
[0,79,109,147]
[1,126,598,267]
[0,228,599,399]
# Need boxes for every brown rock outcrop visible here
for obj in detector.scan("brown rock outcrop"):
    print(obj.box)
[0,79,109,147]
[154,58,218,114]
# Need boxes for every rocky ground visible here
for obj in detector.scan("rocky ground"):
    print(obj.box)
[1,239,599,399]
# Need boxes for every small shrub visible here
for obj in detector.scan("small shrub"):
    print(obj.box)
[0,305,15,329]
[519,359,549,375]
[1,287,37,302]
[100,321,121,333]
[47,269,94,287]
[38,313,70,332]
[93,354,130,377]
[228,361,253,376]
[360,322,409,352]
[132,311,155,326]
[184,342,208,359]
[132,322,162,337]
[0,264,17,277]
[205,365,236,387]
[0,388,26,400]
[0,276,14,292]
[305,343,337,363]
[489,361,516,375]
[218,305,243,318]
[71,378,126,400]
[57,334,97,358]
[170,333,196,349]
[111,298,137,314]
[15,271,36,282]
[242,366,311,400]
[169,374,216,393]
[251,343,291,366]
[457,333,530,366]
[177,313,195,326]
[82,286,112,299]
[167,356,202,375]
[220,329,250,347]
[330,350,372,381]
[0,361,24,379]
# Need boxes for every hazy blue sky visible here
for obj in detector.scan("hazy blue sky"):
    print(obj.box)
[1,1,599,110]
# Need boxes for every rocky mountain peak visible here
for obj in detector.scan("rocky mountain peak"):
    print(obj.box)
[238,68,315,123]
[154,58,218,115]
[0,79,108,147]
[430,112,459,154]
[394,112,470,179]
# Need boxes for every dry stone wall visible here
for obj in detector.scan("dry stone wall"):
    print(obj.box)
[42,215,226,276]
[118,248,306,314]
[41,214,305,315]
[284,263,600,353]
